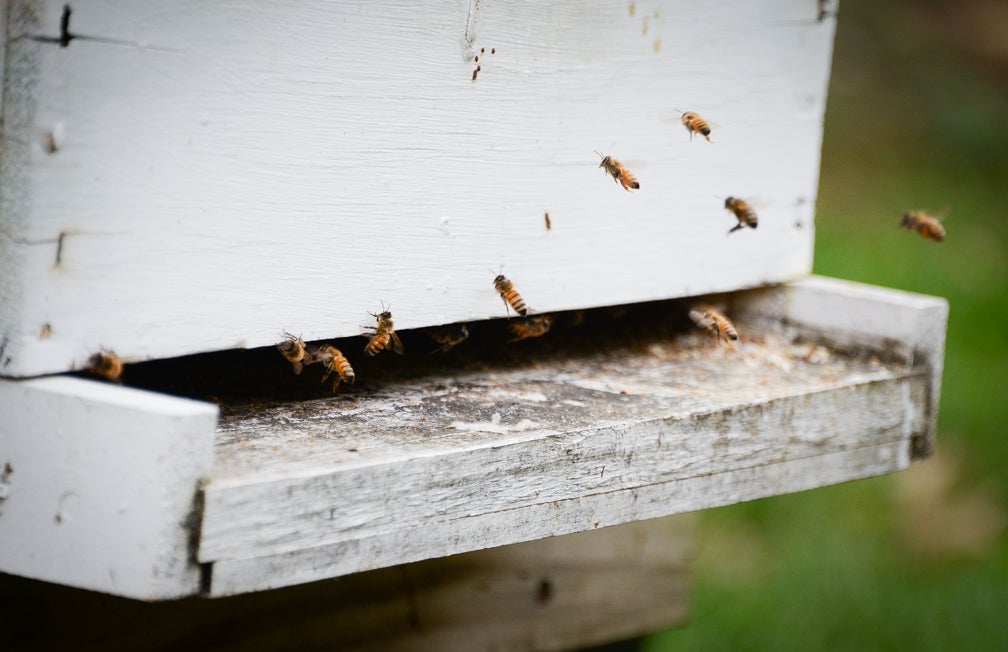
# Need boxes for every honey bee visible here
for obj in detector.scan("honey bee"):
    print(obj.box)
[314,344,355,392]
[276,332,314,375]
[679,111,712,142]
[724,197,758,233]
[508,314,553,341]
[544,212,552,230]
[363,307,404,356]
[427,324,470,354]
[492,271,529,317]
[86,350,123,382]
[596,152,640,191]
[900,210,946,242]
[688,305,739,346]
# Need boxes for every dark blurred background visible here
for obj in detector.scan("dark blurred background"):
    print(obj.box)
[642,1,1008,649]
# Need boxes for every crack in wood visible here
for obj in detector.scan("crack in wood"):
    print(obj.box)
[29,4,175,51]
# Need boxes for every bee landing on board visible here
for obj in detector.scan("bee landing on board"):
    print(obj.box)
[678,110,713,142]
[492,270,529,318]
[596,152,640,191]
[276,332,314,375]
[314,344,355,393]
[899,210,946,242]
[362,306,404,356]
[723,197,758,234]
[427,324,470,354]
[688,305,739,346]
[508,314,553,342]
[86,349,123,382]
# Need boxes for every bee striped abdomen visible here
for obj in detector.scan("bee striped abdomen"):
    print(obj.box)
[681,112,713,142]
[724,197,758,233]
[493,274,529,317]
[598,155,640,191]
[900,211,946,242]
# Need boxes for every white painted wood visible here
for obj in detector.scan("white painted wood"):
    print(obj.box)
[0,0,837,377]
[199,277,944,595]
[735,275,949,455]
[210,441,912,596]
[0,376,217,599]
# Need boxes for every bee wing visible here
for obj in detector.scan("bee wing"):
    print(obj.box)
[390,331,405,355]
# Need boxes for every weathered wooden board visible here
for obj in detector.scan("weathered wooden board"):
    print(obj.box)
[199,277,945,595]
[0,376,218,599]
[0,0,836,376]
[1,515,693,651]
[736,276,949,456]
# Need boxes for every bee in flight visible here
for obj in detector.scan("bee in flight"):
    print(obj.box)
[899,210,946,242]
[492,270,529,317]
[723,197,758,233]
[596,152,640,191]
[86,349,123,382]
[689,304,739,346]
[362,305,404,356]
[678,110,713,142]
[277,332,314,375]
[314,344,355,392]
[508,314,553,342]
[427,324,470,354]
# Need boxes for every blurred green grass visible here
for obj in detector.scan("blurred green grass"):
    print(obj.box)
[643,2,1008,650]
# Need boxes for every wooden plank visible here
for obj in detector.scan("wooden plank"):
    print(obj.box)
[0,0,836,376]
[1,515,693,651]
[209,440,910,596]
[736,276,949,456]
[198,277,942,594]
[0,376,217,599]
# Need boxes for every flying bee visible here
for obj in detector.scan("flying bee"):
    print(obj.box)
[723,197,758,233]
[427,324,470,354]
[314,344,355,392]
[544,212,552,230]
[362,306,404,356]
[86,349,123,382]
[900,210,946,242]
[492,270,529,317]
[679,111,713,142]
[508,314,553,342]
[596,152,640,191]
[688,304,739,346]
[276,332,314,375]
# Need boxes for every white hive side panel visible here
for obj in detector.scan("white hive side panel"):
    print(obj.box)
[0,0,836,375]
[0,376,218,599]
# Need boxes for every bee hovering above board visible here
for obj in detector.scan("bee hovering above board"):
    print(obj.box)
[676,109,713,142]
[900,210,946,242]
[508,314,553,342]
[492,269,529,318]
[596,152,640,191]
[723,197,758,234]
[313,344,355,393]
[688,305,739,346]
[362,305,404,356]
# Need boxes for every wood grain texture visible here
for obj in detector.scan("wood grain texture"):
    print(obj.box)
[735,276,949,457]
[0,376,218,599]
[199,278,942,595]
[0,0,836,376]
[1,515,692,651]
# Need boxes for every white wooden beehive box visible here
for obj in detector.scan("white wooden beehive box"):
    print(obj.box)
[0,0,948,609]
